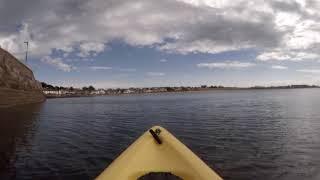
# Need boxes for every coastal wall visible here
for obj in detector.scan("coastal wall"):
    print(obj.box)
[0,48,45,108]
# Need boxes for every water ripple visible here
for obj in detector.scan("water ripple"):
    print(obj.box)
[0,89,320,179]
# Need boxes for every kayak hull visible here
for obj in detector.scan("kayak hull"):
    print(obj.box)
[96,126,223,180]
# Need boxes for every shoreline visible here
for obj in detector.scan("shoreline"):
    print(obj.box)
[45,87,320,99]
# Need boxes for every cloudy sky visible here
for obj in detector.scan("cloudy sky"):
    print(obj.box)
[1,0,320,88]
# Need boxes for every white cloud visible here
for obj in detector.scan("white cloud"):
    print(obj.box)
[0,0,281,60]
[0,0,320,66]
[159,40,253,55]
[147,72,165,76]
[66,58,94,62]
[90,66,112,70]
[284,20,320,50]
[271,65,288,70]
[160,59,167,62]
[297,69,320,74]
[257,51,319,61]
[257,51,290,61]
[274,12,301,31]
[89,67,137,72]
[197,61,255,69]
[78,42,106,57]
[257,8,320,62]
[41,56,75,72]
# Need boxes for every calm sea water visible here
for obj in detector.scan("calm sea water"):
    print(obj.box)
[0,89,320,180]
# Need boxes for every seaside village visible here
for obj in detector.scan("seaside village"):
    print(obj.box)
[42,81,319,97]
[41,82,224,97]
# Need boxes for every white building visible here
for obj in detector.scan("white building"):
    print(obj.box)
[43,90,65,95]
[90,89,105,95]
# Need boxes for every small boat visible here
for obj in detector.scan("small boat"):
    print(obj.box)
[96,126,223,180]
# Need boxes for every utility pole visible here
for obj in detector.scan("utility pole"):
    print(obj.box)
[24,41,29,64]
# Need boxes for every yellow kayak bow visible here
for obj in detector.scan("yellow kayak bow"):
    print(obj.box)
[96,126,223,180]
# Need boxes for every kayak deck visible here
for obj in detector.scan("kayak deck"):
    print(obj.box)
[96,126,223,180]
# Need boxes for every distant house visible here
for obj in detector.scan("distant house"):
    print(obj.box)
[158,88,167,92]
[123,89,134,94]
[43,90,67,95]
[175,87,183,91]
[145,89,153,93]
[90,89,105,95]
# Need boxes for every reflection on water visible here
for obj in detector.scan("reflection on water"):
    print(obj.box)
[0,103,43,179]
[1,89,320,180]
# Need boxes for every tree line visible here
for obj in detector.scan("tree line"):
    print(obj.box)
[41,82,96,91]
